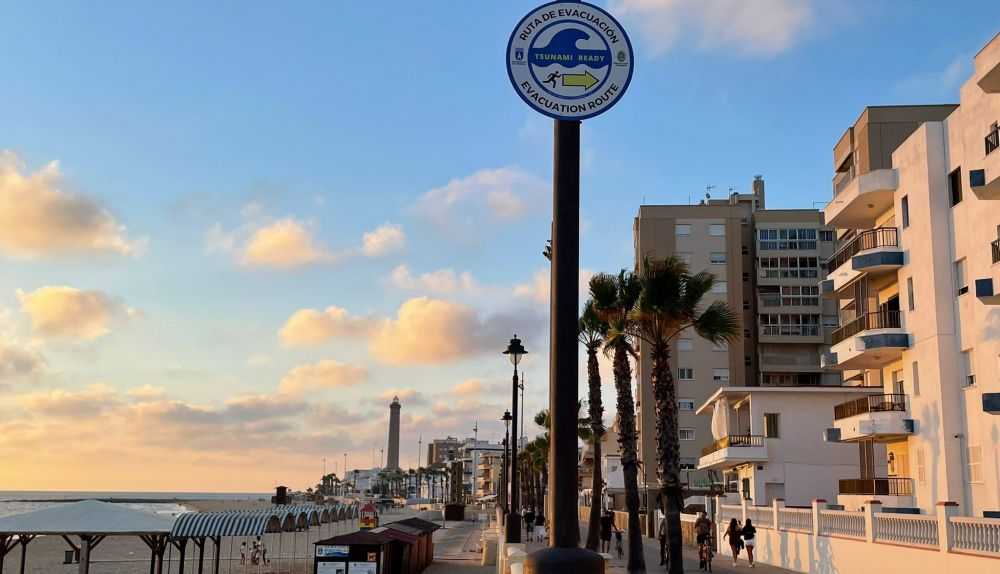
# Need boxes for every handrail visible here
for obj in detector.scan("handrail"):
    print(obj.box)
[838,477,913,496]
[833,394,907,420]
[986,125,1000,156]
[831,310,902,345]
[829,227,899,271]
[834,166,856,196]
[700,434,765,457]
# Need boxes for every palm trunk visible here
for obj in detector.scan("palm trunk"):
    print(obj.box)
[585,343,605,551]
[651,341,683,574]
[613,344,646,574]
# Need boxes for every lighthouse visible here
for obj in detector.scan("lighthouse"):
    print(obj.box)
[386,395,401,470]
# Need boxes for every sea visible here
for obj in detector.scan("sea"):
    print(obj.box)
[0,491,271,519]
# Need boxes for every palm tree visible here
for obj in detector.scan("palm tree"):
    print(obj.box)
[631,256,740,574]
[590,270,645,573]
[579,300,608,551]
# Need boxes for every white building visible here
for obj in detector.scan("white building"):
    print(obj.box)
[697,386,878,507]
[820,32,1000,516]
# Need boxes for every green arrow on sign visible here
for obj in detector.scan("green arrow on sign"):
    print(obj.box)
[561,71,598,89]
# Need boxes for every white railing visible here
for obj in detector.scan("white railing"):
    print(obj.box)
[746,506,774,529]
[818,509,865,539]
[951,516,1000,556]
[873,513,938,548]
[681,513,697,523]
[720,504,742,518]
[777,508,813,532]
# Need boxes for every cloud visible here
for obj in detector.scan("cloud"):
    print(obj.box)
[279,306,378,347]
[245,354,272,366]
[892,53,973,101]
[610,0,814,57]
[514,268,595,304]
[224,394,309,421]
[387,265,482,295]
[278,359,369,396]
[126,385,168,402]
[411,167,546,235]
[0,339,44,382]
[207,206,406,270]
[368,298,505,365]
[362,223,406,257]
[23,383,120,419]
[17,286,133,340]
[452,379,485,396]
[0,150,146,259]
[377,388,427,406]
[241,217,331,269]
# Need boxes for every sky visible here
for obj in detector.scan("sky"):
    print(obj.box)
[1,0,998,493]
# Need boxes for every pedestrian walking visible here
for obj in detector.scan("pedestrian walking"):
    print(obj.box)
[599,510,614,553]
[742,518,757,568]
[239,541,246,565]
[723,518,743,567]
[523,507,536,541]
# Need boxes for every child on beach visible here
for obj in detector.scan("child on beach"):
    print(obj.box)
[240,541,246,564]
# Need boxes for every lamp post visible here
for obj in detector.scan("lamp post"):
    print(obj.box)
[502,410,512,520]
[503,336,527,543]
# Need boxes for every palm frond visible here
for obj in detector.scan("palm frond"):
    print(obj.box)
[693,300,742,344]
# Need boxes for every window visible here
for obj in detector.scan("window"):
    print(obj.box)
[676,224,691,236]
[955,258,968,295]
[949,168,963,206]
[710,252,726,264]
[822,315,838,327]
[742,272,750,282]
[901,195,910,228]
[741,245,749,255]
[680,458,697,470]
[679,428,696,441]
[764,414,780,438]
[677,338,694,352]
[757,228,818,250]
[711,281,727,294]
[912,361,921,397]
[712,342,729,352]
[819,230,835,242]
[967,445,982,483]
[742,300,750,311]
[757,256,821,278]
[759,285,820,307]
[741,218,749,228]
[744,355,752,366]
[759,314,822,336]
[675,252,692,263]
[709,224,725,236]
[678,368,693,380]
[907,277,915,311]
[678,399,695,411]
[712,368,730,381]
[962,350,975,387]
[916,448,926,484]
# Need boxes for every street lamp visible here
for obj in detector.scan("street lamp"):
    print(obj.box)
[502,409,512,520]
[503,335,527,543]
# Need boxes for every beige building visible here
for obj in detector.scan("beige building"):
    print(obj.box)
[633,179,839,501]
[821,33,1000,516]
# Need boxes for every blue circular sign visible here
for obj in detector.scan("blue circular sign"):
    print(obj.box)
[507,1,634,121]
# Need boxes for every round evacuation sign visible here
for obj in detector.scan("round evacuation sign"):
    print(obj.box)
[507,1,633,121]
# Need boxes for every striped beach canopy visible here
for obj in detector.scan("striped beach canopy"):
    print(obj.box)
[170,503,359,538]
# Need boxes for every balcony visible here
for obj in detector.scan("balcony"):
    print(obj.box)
[827,228,903,295]
[697,435,768,471]
[826,311,908,371]
[832,394,914,442]
[759,353,822,373]
[970,127,1000,200]
[825,169,898,228]
[839,477,913,496]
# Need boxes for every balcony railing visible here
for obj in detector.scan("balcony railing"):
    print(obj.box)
[992,238,1000,265]
[759,354,821,367]
[839,477,913,496]
[834,166,856,196]
[986,125,1000,156]
[833,394,907,420]
[828,227,899,271]
[701,434,765,457]
[831,310,902,345]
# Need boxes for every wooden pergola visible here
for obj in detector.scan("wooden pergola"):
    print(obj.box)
[0,500,175,574]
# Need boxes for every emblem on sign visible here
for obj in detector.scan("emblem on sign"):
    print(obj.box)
[507,1,633,121]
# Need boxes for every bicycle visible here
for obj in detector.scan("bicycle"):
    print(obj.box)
[699,535,714,572]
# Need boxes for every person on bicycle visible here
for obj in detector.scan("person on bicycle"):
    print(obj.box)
[695,511,713,569]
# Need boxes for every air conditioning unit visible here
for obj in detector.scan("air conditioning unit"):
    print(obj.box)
[903,419,915,433]
[823,428,842,442]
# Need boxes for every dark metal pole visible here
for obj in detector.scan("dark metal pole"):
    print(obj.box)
[525,120,602,573]
[506,369,522,542]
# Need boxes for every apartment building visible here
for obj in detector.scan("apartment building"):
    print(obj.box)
[426,436,463,468]
[821,34,1000,516]
[633,178,839,498]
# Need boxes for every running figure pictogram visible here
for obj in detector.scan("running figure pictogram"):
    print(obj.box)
[544,71,561,88]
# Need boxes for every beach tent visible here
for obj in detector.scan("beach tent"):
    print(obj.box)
[0,499,175,574]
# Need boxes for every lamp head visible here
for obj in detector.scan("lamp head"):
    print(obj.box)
[503,335,528,367]
[502,409,512,429]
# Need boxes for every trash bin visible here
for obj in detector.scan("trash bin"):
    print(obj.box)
[64,550,75,564]
[444,503,465,521]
